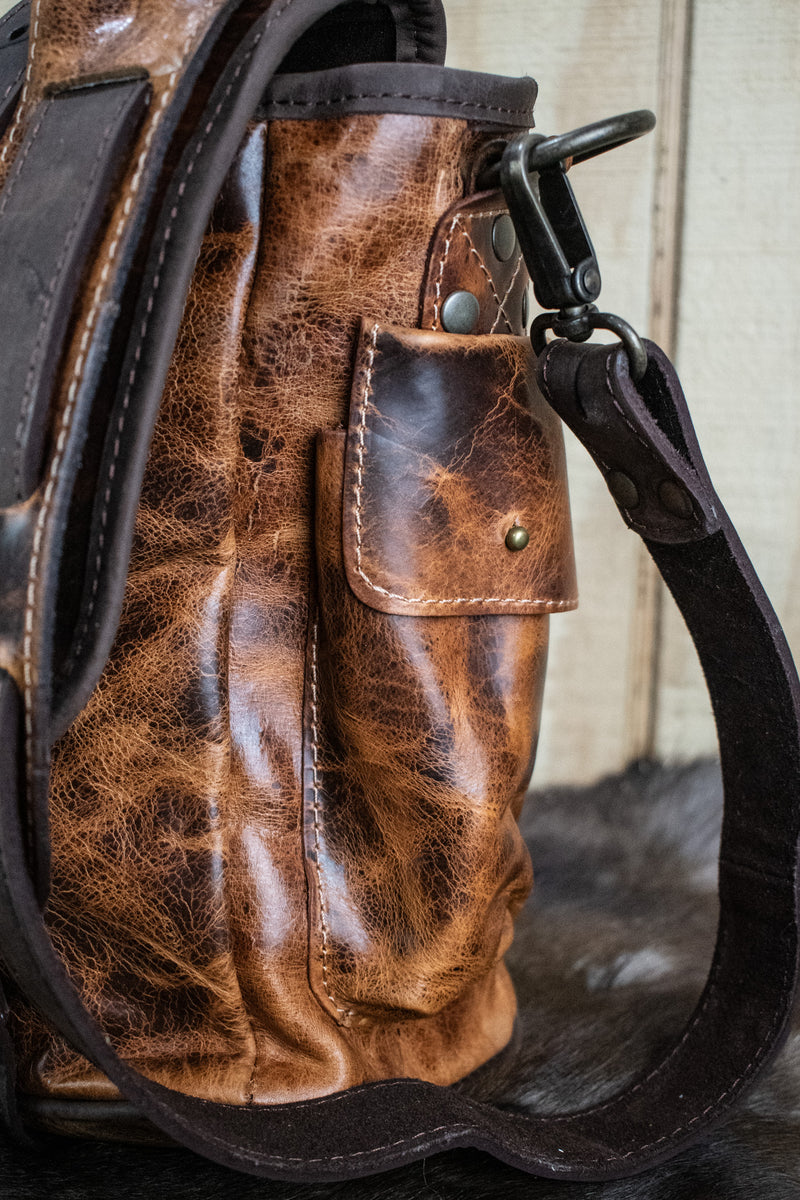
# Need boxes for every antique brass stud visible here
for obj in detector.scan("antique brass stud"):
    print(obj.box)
[505,523,530,551]
[441,290,480,334]
[606,470,639,510]
[658,478,694,518]
[492,212,517,262]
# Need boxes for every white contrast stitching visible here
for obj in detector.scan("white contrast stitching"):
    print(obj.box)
[21,17,200,765]
[309,620,354,1020]
[431,214,458,330]
[0,96,48,220]
[266,91,531,118]
[490,251,523,334]
[430,205,517,334]
[66,5,296,671]
[1,66,24,106]
[0,0,38,168]
[13,87,134,500]
[457,219,514,334]
[242,1124,476,1166]
[353,325,576,610]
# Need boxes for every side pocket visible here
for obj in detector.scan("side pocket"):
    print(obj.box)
[305,321,577,1027]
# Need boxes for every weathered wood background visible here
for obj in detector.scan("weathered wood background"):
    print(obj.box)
[2,0,797,784]
[447,0,800,783]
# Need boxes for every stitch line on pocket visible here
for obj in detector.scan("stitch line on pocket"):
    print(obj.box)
[309,618,355,1022]
[352,324,577,610]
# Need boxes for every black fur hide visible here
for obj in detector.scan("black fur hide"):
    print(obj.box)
[3,761,800,1198]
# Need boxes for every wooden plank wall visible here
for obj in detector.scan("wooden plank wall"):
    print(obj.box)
[446,0,800,784]
[1,0,797,785]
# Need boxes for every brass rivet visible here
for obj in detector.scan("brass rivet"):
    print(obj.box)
[441,289,480,334]
[658,479,694,519]
[492,212,517,262]
[606,470,639,510]
[505,524,530,552]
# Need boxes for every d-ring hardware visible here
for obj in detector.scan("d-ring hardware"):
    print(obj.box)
[499,110,655,381]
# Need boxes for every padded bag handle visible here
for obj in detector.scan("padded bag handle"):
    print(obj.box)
[1,0,799,1183]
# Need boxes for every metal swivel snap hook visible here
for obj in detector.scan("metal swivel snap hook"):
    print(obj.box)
[499,110,655,382]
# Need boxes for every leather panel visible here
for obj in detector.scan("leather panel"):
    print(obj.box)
[0,2,28,140]
[309,426,545,1023]
[23,111,538,1105]
[0,78,149,508]
[421,191,530,334]
[342,322,577,616]
[262,61,536,124]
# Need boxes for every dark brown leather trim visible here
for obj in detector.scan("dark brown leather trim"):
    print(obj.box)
[0,2,28,139]
[262,61,536,125]
[1,337,799,1182]
[0,77,150,509]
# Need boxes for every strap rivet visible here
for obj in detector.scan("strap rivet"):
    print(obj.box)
[441,290,480,334]
[606,470,639,510]
[492,212,517,262]
[658,479,694,519]
[505,524,530,551]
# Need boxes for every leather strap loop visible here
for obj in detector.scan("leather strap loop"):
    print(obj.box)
[0,3,28,138]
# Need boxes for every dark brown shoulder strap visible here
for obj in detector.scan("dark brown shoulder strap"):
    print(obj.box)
[2,333,799,1180]
[1,0,799,1184]
[0,3,28,136]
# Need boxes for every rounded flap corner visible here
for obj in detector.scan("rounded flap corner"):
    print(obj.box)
[340,322,578,617]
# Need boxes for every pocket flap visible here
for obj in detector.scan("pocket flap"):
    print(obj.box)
[342,322,578,616]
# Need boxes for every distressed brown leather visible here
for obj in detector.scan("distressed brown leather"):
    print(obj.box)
[311,426,547,1023]
[10,105,575,1108]
[0,0,222,192]
[0,0,228,501]
[421,193,531,334]
[342,322,577,616]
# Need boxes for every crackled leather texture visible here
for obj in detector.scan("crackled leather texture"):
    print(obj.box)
[12,107,575,1108]
[421,193,531,335]
[342,322,577,616]
[311,428,548,1024]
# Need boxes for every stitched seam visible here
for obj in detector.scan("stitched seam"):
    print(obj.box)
[266,92,532,117]
[431,214,458,329]
[309,620,354,1020]
[0,5,26,37]
[501,357,792,1164]
[604,350,657,458]
[458,219,514,334]
[499,931,792,1167]
[11,0,476,1171]
[194,1122,477,1168]
[242,1124,477,1166]
[353,326,575,609]
[0,94,48,219]
[21,14,201,768]
[65,10,292,674]
[538,340,557,399]
[431,207,512,332]
[0,0,38,167]
[13,87,134,501]
[1,66,24,106]
[490,251,523,335]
